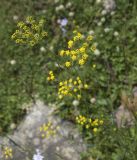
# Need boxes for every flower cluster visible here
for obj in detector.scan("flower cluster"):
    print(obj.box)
[47,71,55,81]
[33,149,44,160]
[39,122,60,139]
[11,16,47,46]
[59,30,94,67]
[58,77,89,99]
[2,147,13,159]
[76,115,87,125]
[76,115,104,133]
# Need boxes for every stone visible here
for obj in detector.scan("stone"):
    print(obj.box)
[115,86,137,128]
[0,100,86,160]
[115,105,135,128]
[33,138,40,146]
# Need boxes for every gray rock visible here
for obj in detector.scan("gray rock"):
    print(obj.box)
[115,105,135,128]
[0,100,86,160]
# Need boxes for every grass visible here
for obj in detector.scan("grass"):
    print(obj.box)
[0,0,137,159]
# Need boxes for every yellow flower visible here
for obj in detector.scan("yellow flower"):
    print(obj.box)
[77,77,80,80]
[47,71,55,81]
[71,50,76,55]
[26,16,33,23]
[73,36,77,41]
[59,82,63,86]
[65,50,70,55]
[73,30,77,34]
[99,120,104,125]
[94,119,99,123]
[41,134,45,138]
[74,88,78,92]
[17,21,25,28]
[73,81,77,85]
[47,77,50,81]
[79,47,85,53]
[87,35,93,41]
[12,17,47,47]
[83,42,88,47]
[50,75,55,80]
[77,32,82,39]
[65,61,71,67]
[69,78,73,83]
[84,84,89,89]
[92,119,99,126]
[76,115,87,125]
[77,94,81,99]
[68,40,74,48]
[93,64,96,68]
[82,54,88,60]
[86,124,90,129]
[3,147,13,159]
[58,78,86,99]
[93,128,98,133]
[11,33,16,39]
[29,41,35,46]
[59,50,65,56]
[59,95,63,99]
[91,45,96,52]
[64,80,68,85]
[89,118,92,123]
[78,80,82,84]
[15,30,20,34]
[58,30,94,67]
[15,39,21,43]
[49,71,53,74]
[39,122,58,139]
[71,55,77,61]
[79,59,85,65]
